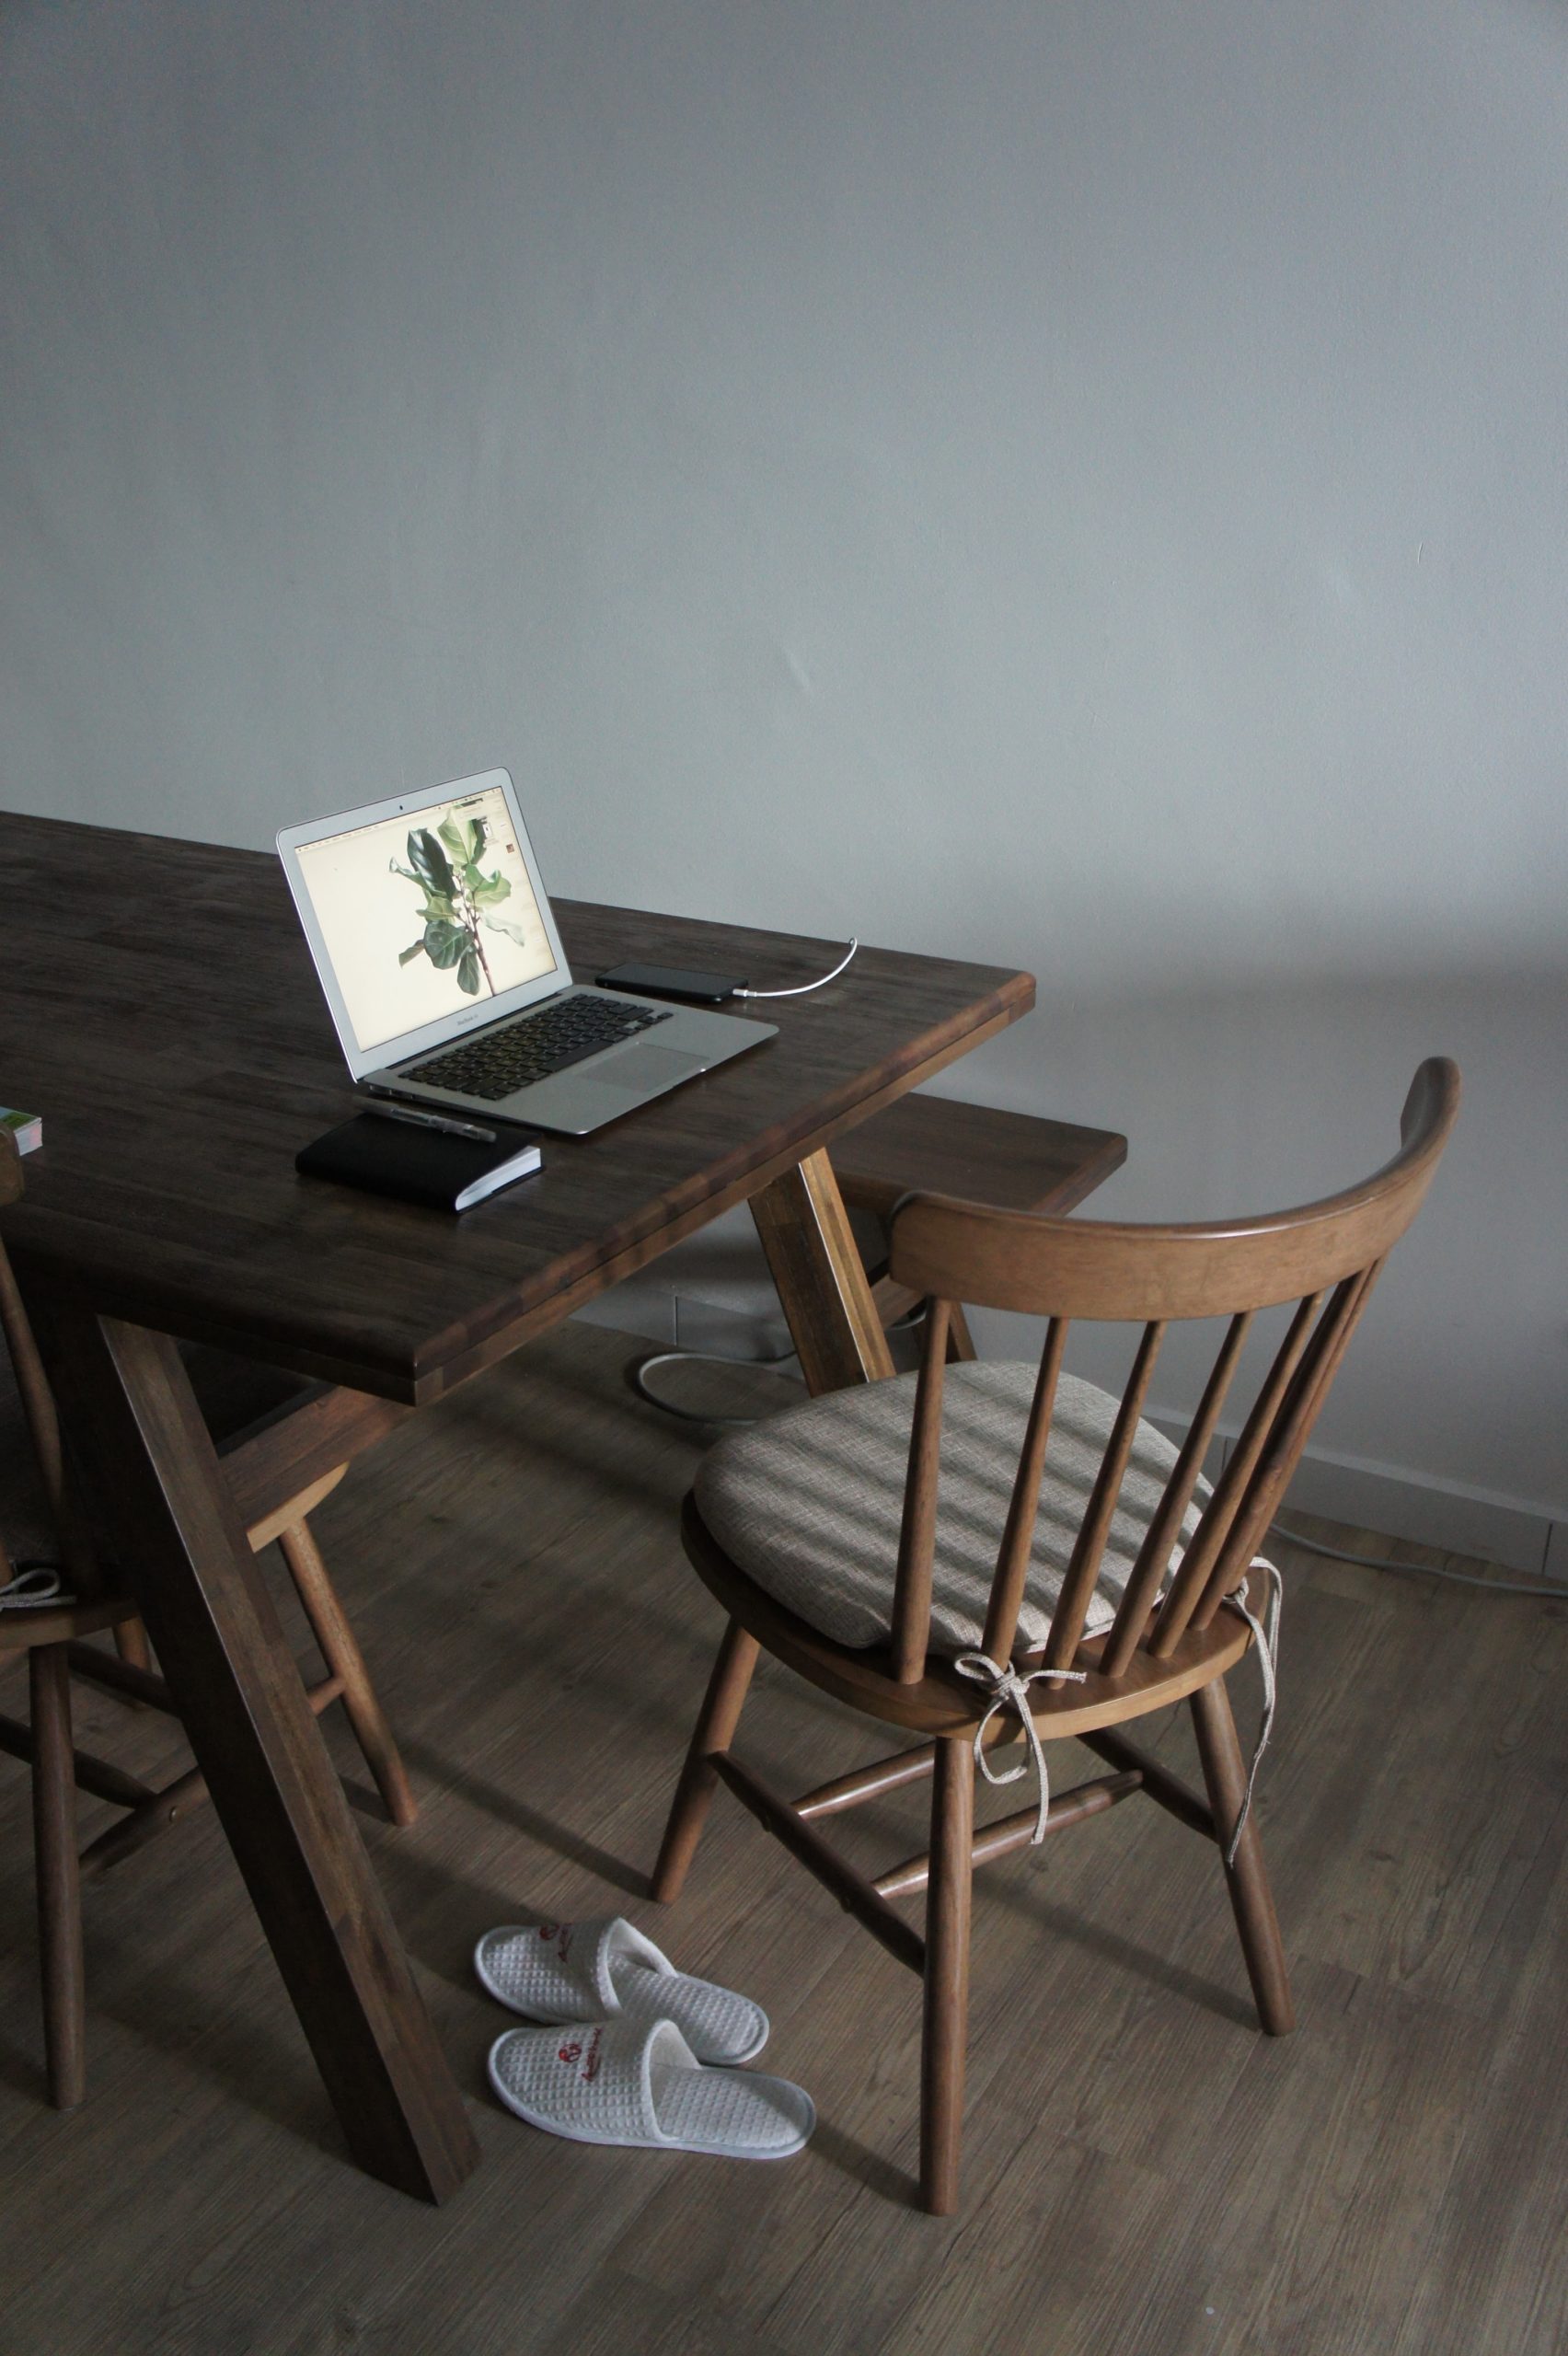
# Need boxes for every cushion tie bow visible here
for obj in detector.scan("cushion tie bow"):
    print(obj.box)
[1219,1565,1284,1866]
[951,1652,1088,1843]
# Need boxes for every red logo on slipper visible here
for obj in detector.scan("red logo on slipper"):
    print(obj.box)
[556,2027,603,2082]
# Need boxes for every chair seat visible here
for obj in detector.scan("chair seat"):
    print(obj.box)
[693,1363,1205,1660]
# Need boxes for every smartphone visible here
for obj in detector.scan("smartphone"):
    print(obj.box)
[595,961,749,1004]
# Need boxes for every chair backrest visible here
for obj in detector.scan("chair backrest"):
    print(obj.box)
[882,1058,1460,1684]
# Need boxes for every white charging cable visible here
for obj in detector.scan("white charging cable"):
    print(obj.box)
[734,938,859,999]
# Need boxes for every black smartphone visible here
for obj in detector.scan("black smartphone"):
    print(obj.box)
[595,961,749,1004]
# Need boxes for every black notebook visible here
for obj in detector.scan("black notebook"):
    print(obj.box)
[296,1113,543,1213]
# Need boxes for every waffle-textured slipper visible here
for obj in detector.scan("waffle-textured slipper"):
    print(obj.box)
[474,1916,767,2065]
[488,2017,813,2159]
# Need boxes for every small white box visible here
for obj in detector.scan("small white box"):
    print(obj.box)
[1,1107,41,1156]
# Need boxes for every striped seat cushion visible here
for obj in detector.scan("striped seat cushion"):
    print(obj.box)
[693,1363,1207,1660]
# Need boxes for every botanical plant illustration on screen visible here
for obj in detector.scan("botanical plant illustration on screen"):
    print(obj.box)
[390,814,530,998]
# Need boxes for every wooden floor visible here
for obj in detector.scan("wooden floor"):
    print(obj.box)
[3,1322,1565,2356]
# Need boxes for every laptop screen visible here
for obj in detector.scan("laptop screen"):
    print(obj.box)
[290,780,559,1058]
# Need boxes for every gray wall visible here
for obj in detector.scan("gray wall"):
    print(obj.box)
[3,4,1564,1551]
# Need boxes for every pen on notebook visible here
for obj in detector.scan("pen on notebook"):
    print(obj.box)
[363,1102,497,1144]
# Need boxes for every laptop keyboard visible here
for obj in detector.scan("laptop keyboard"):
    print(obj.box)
[403,992,674,1102]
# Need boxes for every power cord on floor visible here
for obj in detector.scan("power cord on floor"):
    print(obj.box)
[1267,1523,1568,1600]
[626,1345,801,1428]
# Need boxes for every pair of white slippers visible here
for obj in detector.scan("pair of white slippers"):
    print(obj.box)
[475,1916,814,2162]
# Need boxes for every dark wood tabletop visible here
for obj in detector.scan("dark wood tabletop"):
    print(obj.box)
[0,814,1034,1403]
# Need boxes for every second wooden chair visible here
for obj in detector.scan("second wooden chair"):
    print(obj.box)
[651,1061,1459,2212]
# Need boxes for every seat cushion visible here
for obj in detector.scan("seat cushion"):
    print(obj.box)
[693,1363,1206,1659]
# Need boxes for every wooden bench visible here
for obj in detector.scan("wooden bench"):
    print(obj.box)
[833,1097,1127,1357]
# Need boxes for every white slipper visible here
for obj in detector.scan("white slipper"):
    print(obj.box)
[488,2016,813,2159]
[473,1916,768,2065]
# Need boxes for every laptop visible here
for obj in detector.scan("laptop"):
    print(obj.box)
[276,769,776,1135]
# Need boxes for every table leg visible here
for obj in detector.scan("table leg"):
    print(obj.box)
[32,1300,479,2204]
[751,1147,896,1392]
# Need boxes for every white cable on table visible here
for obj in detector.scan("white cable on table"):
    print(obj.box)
[734,940,858,999]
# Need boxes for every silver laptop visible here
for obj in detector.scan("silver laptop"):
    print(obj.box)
[277,769,775,1134]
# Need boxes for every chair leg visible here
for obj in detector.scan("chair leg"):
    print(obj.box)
[650,1620,760,1904]
[919,1734,974,2215]
[112,1618,154,1673]
[30,1645,86,2108]
[275,1521,418,1828]
[1190,1675,1295,2036]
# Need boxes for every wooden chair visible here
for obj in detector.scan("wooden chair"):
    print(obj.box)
[0,1132,414,2108]
[651,1060,1460,2212]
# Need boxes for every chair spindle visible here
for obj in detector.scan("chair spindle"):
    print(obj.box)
[977,1316,1068,1665]
[1101,1309,1253,1679]
[1041,1319,1164,1674]
[1150,1290,1323,1657]
[891,1299,951,1681]
[1189,1265,1380,1631]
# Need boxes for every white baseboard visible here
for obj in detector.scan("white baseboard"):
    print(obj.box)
[1266,1448,1554,1578]
[1144,1413,1558,1578]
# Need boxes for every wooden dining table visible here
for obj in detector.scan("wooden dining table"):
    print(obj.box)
[0,809,1056,2203]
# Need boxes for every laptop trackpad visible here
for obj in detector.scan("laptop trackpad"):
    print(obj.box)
[583,1044,707,1091]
